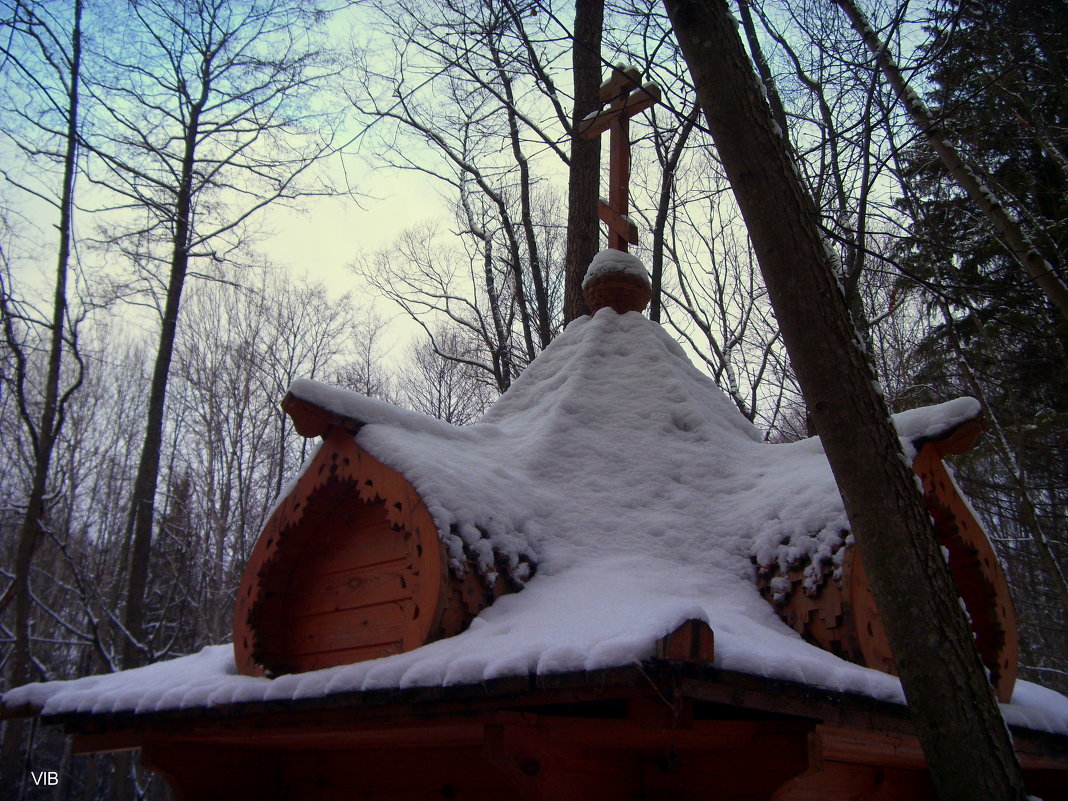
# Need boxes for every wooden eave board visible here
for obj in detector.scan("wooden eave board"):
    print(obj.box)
[48,662,1068,770]
[909,414,985,456]
[281,392,364,438]
[48,663,868,733]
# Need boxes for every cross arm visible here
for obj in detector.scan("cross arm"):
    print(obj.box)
[599,64,643,103]
[576,83,663,139]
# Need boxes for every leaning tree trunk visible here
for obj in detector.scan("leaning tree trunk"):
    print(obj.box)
[563,0,603,323]
[663,1,1028,799]
[121,96,203,669]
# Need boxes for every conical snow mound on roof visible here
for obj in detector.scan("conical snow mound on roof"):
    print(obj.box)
[300,308,884,689]
[356,309,840,577]
[326,310,858,679]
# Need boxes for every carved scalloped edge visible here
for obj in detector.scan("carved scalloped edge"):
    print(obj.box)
[753,435,1018,702]
[233,428,446,677]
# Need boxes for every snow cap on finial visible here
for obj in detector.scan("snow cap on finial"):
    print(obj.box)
[582,249,651,314]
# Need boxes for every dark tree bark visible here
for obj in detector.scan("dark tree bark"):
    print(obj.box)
[492,46,552,349]
[663,1,1028,799]
[563,0,603,323]
[0,1,84,793]
[120,112,200,668]
[735,0,789,142]
[97,0,333,668]
[650,105,698,322]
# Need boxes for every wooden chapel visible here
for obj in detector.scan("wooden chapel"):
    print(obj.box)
[3,65,1068,801]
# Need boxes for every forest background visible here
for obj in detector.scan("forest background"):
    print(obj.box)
[1,0,1066,798]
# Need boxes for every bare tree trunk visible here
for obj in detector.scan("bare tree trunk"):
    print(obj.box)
[663,1,1028,798]
[0,2,83,791]
[493,46,552,348]
[736,0,789,140]
[563,0,603,323]
[121,95,203,668]
[650,105,698,322]
[832,0,1068,322]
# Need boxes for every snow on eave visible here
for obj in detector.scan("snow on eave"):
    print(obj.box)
[286,377,476,440]
[891,396,982,447]
[4,642,1067,738]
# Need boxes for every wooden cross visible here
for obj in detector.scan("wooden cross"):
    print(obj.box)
[577,64,661,252]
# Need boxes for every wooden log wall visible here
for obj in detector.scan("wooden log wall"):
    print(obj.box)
[233,425,512,677]
[756,419,1019,701]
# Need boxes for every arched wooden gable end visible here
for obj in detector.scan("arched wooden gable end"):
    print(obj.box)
[758,417,1019,702]
[234,397,512,678]
[233,426,446,676]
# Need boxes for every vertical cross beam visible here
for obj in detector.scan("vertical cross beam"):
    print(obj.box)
[577,64,661,252]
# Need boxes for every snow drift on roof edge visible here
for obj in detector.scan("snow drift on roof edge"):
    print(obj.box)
[8,310,1048,729]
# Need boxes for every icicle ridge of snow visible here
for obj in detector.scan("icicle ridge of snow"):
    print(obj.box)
[6,317,1064,734]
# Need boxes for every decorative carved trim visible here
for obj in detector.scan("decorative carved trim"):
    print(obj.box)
[233,428,447,677]
[756,419,1018,702]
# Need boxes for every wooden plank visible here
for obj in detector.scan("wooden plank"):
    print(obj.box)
[608,116,631,252]
[598,64,642,102]
[291,519,410,575]
[141,741,284,801]
[771,759,935,801]
[280,393,335,438]
[281,599,417,655]
[281,392,365,438]
[484,723,637,801]
[285,567,413,618]
[596,198,639,245]
[655,618,714,663]
[163,721,489,751]
[282,746,513,795]
[928,416,985,457]
[280,517,396,571]
[817,724,926,769]
[284,641,405,672]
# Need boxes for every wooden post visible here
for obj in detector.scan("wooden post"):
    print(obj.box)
[578,64,661,251]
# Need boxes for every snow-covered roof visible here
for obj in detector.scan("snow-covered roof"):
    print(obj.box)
[5,309,1067,734]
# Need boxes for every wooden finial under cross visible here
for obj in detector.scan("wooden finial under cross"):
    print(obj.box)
[577,64,661,252]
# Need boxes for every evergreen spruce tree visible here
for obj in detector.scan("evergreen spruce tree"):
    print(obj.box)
[895,0,1068,691]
